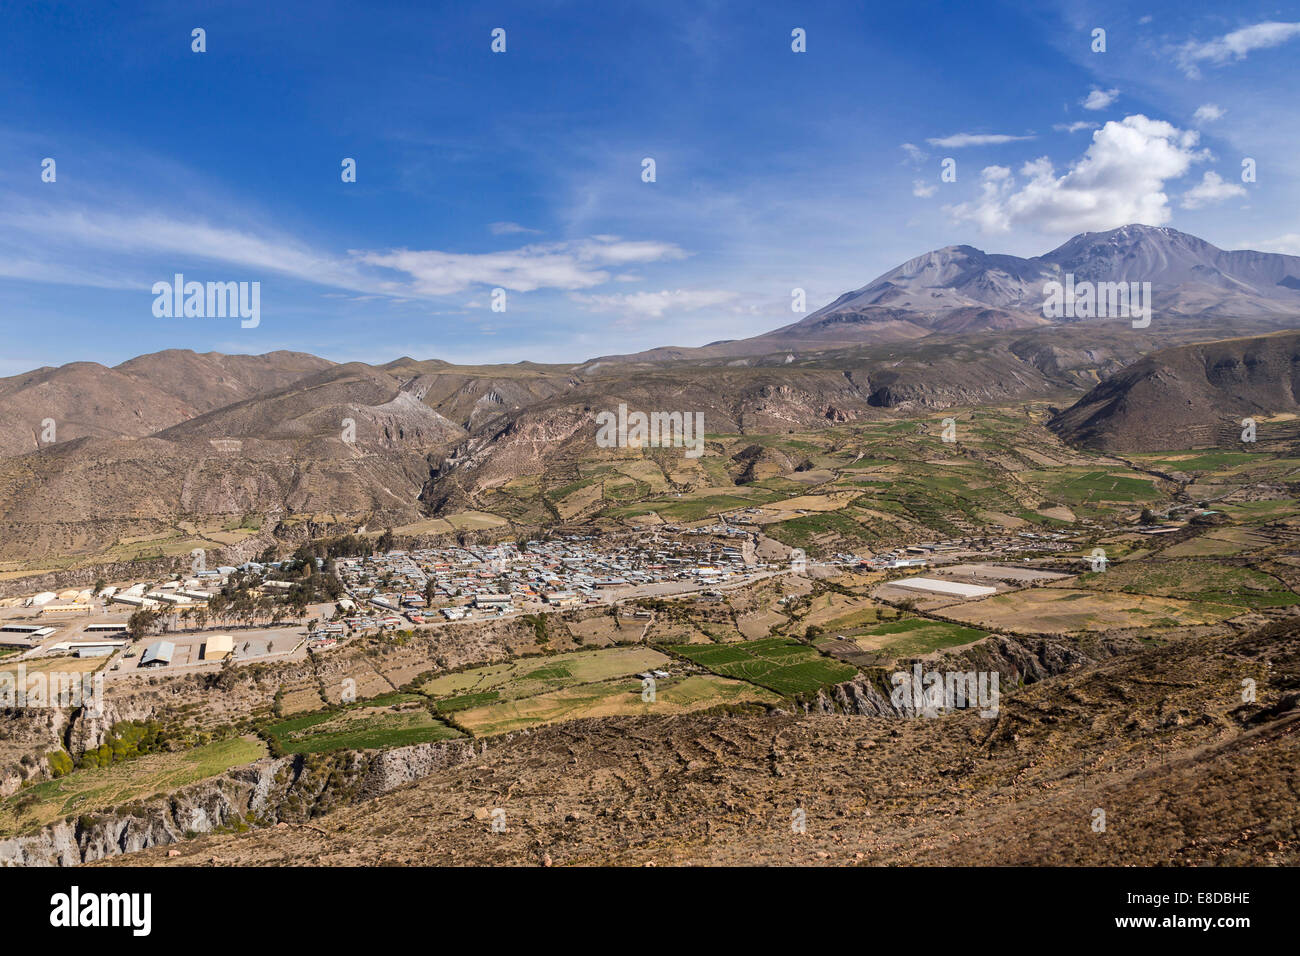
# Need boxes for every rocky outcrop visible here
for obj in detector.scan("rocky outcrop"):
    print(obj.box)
[0,739,478,867]
[816,632,1106,717]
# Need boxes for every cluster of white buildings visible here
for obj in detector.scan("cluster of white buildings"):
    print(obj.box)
[333,533,755,627]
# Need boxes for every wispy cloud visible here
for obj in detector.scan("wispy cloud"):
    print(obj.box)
[1246,234,1300,256]
[1177,21,1300,77]
[569,288,740,319]
[925,132,1034,148]
[900,142,928,163]
[1053,121,1099,133]
[360,238,686,295]
[488,221,542,235]
[0,199,685,298]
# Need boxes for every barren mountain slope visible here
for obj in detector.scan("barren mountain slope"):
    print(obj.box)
[1050,330,1300,451]
[594,225,1300,363]
[0,350,333,458]
[110,618,1300,867]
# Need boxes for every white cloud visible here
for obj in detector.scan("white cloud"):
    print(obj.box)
[570,288,739,318]
[912,180,937,198]
[0,200,687,298]
[1054,121,1099,133]
[900,142,928,163]
[1081,88,1120,111]
[1246,234,1300,256]
[1192,103,1225,123]
[358,238,685,295]
[945,114,1208,234]
[488,221,541,235]
[1178,21,1300,77]
[925,132,1034,148]
[1181,171,1247,209]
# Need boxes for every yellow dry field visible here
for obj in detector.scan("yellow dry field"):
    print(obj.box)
[279,682,327,715]
[1,655,103,681]
[444,511,510,530]
[421,646,671,701]
[566,615,645,646]
[556,482,605,519]
[736,609,786,640]
[943,588,1240,635]
[613,459,669,492]
[763,492,856,513]
[455,675,779,736]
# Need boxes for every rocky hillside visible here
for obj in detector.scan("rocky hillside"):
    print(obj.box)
[0,350,333,458]
[1049,330,1300,451]
[104,616,1300,866]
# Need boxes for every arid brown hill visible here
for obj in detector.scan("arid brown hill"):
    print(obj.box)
[1048,330,1300,452]
[108,616,1300,867]
[0,349,333,458]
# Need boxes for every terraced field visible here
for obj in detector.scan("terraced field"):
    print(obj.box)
[0,737,267,836]
[818,617,989,661]
[262,695,462,754]
[668,637,858,697]
[452,674,777,736]
[944,587,1242,635]
[1077,560,1300,609]
[420,646,671,712]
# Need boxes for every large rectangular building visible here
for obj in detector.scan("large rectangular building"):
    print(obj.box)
[891,578,997,600]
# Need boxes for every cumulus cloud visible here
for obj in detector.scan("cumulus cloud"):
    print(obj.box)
[1178,21,1300,77]
[1181,171,1247,209]
[1192,103,1225,123]
[569,288,739,318]
[912,180,937,198]
[925,132,1034,148]
[1081,88,1120,111]
[945,114,1209,234]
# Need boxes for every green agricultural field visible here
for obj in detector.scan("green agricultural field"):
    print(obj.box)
[670,636,858,697]
[452,674,779,736]
[830,617,989,659]
[420,646,671,709]
[1026,468,1161,509]
[262,697,462,754]
[1076,560,1300,609]
[0,736,267,836]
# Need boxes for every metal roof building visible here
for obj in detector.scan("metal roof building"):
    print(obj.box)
[139,640,175,666]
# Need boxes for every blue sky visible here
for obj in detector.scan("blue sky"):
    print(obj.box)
[1,0,1298,372]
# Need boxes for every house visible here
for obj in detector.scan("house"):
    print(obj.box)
[139,641,175,667]
[202,634,234,661]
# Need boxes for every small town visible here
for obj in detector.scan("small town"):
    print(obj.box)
[0,519,1096,681]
